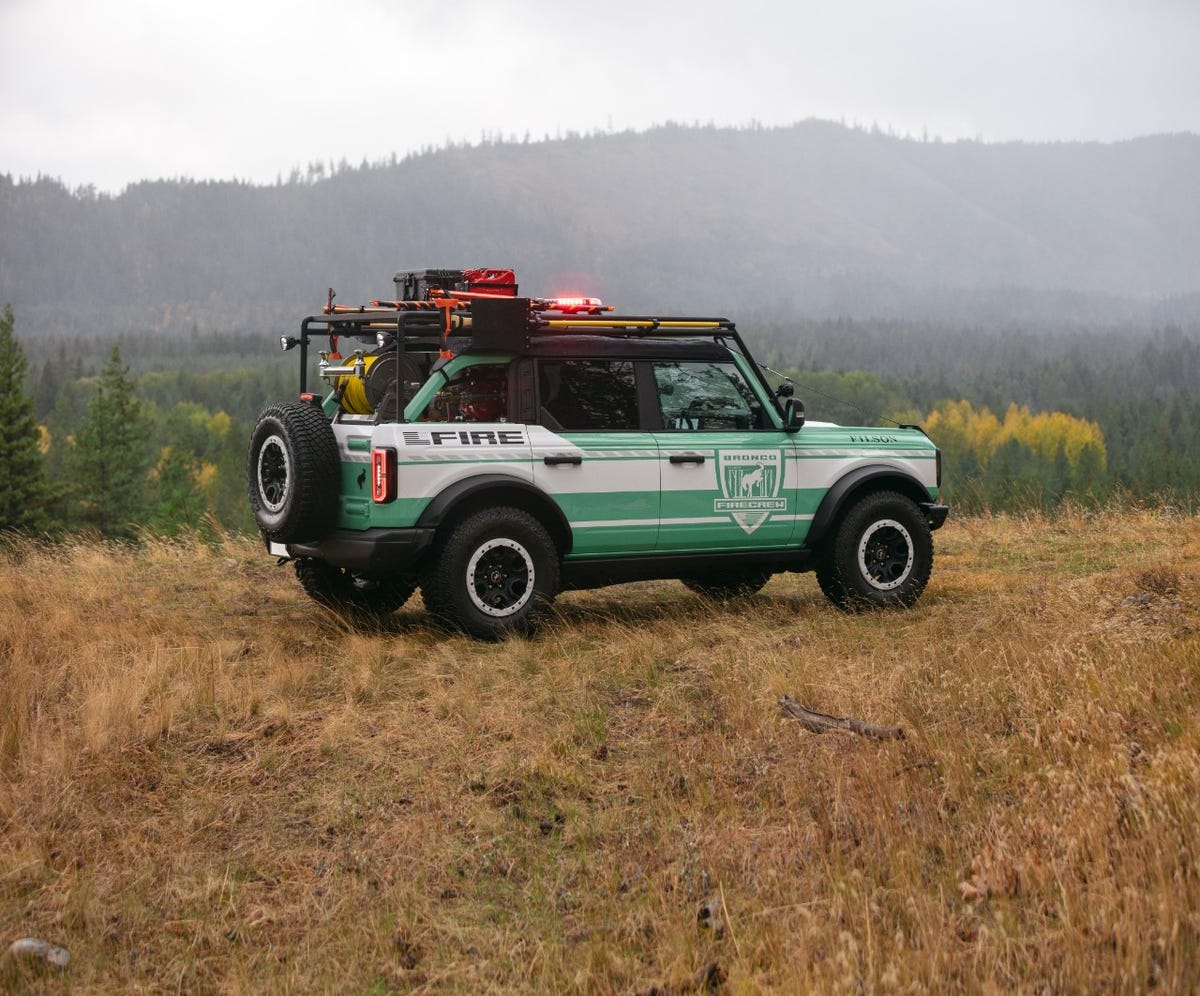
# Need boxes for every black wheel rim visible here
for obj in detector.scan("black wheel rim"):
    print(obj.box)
[857,518,914,591]
[467,539,534,617]
[257,435,290,512]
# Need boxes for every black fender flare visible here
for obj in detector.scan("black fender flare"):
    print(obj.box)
[416,474,574,555]
[806,465,933,549]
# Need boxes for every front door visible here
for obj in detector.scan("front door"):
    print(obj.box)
[651,359,797,552]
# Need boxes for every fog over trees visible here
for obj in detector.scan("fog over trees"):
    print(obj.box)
[3,122,1198,337]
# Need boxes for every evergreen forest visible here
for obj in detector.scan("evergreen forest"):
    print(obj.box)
[1,308,1197,540]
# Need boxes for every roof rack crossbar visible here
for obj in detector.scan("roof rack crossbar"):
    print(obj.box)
[301,309,736,341]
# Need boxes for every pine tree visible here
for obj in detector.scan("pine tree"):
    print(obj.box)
[0,305,50,533]
[150,446,206,535]
[70,343,150,538]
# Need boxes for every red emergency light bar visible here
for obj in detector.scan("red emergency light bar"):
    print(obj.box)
[535,296,611,315]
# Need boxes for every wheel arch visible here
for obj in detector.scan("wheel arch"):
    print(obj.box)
[806,466,931,549]
[416,475,574,555]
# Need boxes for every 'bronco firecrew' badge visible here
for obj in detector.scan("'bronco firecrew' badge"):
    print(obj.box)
[715,450,787,534]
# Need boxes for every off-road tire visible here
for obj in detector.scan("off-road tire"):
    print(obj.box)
[294,559,416,618]
[247,402,340,543]
[813,550,847,606]
[682,569,772,601]
[827,490,932,610]
[421,507,560,640]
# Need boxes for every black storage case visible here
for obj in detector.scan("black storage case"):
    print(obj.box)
[394,269,466,301]
[470,297,529,352]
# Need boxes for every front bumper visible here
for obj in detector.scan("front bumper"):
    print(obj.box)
[920,503,950,531]
[267,527,436,575]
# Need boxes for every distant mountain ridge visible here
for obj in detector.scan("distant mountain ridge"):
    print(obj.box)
[2,120,1198,337]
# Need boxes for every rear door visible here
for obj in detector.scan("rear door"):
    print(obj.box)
[651,358,797,552]
[530,358,659,555]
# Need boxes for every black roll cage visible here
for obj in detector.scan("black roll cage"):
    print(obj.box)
[290,299,784,424]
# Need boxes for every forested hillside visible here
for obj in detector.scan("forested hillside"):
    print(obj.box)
[3,122,1200,337]
[2,121,1199,536]
[4,315,1195,539]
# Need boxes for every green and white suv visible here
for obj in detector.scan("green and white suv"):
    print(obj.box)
[248,268,947,638]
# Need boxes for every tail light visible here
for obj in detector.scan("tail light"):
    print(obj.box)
[935,448,942,488]
[372,447,397,503]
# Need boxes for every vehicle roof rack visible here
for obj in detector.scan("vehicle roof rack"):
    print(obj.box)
[283,269,770,417]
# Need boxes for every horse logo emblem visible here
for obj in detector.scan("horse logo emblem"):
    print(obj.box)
[715,450,786,534]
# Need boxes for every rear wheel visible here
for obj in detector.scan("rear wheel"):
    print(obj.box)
[826,491,932,610]
[421,507,560,640]
[682,569,772,601]
[294,559,416,618]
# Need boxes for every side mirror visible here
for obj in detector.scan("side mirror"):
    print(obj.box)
[784,398,805,432]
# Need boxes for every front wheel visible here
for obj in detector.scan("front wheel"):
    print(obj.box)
[824,491,933,610]
[421,507,560,640]
[813,549,846,605]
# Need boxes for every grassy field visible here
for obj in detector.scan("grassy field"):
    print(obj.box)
[2,505,1198,993]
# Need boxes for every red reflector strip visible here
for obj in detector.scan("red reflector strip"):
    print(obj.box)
[372,448,397,502]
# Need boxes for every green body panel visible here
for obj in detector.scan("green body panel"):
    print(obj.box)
[539,432,660,556]
[345,495,431,529]
[792,487,832,543]
[336,460,371,527]
[656,431,798,552]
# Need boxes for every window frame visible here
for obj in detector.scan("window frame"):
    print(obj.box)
[534,357,643,432]
[647,357,770,433]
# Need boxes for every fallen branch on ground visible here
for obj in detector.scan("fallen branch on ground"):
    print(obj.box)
[779,695,904,740]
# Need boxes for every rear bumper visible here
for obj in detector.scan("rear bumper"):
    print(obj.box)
[920,503,950,531]
[267,527,436,575]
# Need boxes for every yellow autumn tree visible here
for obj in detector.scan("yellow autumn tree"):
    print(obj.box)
[926,400,1107,509]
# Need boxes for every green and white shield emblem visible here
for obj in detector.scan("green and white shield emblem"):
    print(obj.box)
[715,450,786,534]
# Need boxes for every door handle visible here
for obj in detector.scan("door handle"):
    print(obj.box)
[544,454,583,466]
[669,454,706,465]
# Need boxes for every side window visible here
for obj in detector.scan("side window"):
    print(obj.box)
[416,363,508,422]
[538,360,638,431]
[653,361,764,431]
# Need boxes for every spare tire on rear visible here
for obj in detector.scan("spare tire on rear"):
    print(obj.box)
[247,402,340,543]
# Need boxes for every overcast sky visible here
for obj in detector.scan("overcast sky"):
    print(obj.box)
[1,0,1197,193]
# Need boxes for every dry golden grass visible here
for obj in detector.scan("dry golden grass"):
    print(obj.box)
[1,505,1198,993]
